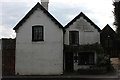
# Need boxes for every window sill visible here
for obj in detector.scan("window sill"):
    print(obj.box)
[32,40,44,44]
[78,64,95,66]
[69,44,79,46]
[32,40,44,42]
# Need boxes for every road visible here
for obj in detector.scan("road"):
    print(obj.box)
[1,78,120,80]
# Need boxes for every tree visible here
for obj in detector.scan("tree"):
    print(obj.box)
[114,1,120,39]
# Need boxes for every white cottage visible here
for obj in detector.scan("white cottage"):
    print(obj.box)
[11,1,102,76]
[64,12,101,71]
[13,1,64,75]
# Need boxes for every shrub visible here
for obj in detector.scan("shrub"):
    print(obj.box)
[78,66,107,75]
[97,54,115,72]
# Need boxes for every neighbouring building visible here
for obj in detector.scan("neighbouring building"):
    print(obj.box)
[100,24,120,57]
[1,39,15,77]
[0,0,120,78]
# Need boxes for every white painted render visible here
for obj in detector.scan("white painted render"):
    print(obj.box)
[15,8,63,75]
[0,39,2,79]
[64,17,100,45]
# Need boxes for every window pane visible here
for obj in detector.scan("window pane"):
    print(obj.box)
[32,26,43,41]
[69,31,79,45]
[78,52,94,65]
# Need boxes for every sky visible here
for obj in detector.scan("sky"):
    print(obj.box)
[0,0,116,38]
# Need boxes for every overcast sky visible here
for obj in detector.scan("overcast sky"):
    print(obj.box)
[0,0,115,38]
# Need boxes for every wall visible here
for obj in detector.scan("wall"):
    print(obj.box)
[15,8,63,75]
[64,17,100,45]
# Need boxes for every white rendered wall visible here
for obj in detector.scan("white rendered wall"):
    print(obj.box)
[15,8,63,75]
[64,17,100,45]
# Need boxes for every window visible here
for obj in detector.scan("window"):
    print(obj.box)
[32,25,44,41]
[69,31,79,45]
[78,52,94,65]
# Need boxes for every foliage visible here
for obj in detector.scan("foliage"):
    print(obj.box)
[64,43,104,54]
[78,54,115,74]
[114,2,120,40]
[97,54,115,72]
[78,66,107,75]
[97,54,109,66]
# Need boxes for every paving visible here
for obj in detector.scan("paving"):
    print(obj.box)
[1,72,119,80]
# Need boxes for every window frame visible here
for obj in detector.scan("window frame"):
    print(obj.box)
[69,31,79,45]
[78,52,95,65]
[32,25,44,41]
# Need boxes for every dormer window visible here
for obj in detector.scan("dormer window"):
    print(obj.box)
[69,31,79,45]
[32,25,44,41]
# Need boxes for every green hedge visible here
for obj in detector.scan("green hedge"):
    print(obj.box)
[64,43,104,54]
[78,66,107,75]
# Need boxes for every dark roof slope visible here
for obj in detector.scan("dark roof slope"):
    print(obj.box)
[101,24,116,33]
[100,24,116,42]
[65,12,101,32]
[13,2,64,31]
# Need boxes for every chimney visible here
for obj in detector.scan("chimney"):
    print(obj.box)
[115,0,120,2]
[41,0,49,10]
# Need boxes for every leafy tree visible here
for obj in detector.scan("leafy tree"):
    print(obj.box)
[114,1,120,39]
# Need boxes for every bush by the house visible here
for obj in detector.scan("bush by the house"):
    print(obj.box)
[78,66,107,75]
[97,54,115,72]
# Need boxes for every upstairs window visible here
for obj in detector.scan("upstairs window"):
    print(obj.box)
[32,25,44,41]
[69,31,79,45]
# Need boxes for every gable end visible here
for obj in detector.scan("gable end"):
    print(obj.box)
[101,24,116,34]
[65,12,101,32]
[13,2,64,32]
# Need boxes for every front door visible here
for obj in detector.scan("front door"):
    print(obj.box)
[65,52,74,72]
